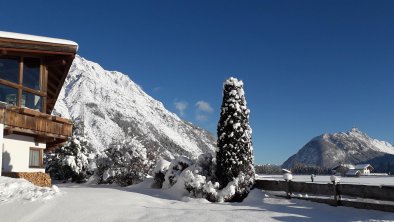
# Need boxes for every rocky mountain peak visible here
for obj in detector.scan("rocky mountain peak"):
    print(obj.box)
[54,55,216,160]
[282,128,394,169]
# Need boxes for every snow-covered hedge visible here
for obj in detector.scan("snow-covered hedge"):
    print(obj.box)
[153,153,253,202]
[96,134,155,186]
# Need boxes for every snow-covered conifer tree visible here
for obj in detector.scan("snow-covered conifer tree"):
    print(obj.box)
[46,119,94,183]
[96,129,155,186]
[215,77,255,201]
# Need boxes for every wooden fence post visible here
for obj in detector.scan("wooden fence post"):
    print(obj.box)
[286,180,292,199]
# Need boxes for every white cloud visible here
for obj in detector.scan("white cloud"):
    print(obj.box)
[196,114,208,122]
[195,101,214,113]
[174,101,188,116]
[195,100,214,122]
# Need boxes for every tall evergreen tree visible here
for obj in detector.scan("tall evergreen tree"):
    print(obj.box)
[215,77,255,201]
[46,119,94,183]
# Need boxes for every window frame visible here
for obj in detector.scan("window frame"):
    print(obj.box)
[29,147,44,168]
[0,54,46,112]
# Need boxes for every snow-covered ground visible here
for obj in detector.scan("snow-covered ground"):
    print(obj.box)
[257,174,394,186]
[0,176,60,203]
[0,177,393,222]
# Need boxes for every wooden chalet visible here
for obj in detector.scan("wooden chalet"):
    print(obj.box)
[332,163,374,177]
[0,31,77,184]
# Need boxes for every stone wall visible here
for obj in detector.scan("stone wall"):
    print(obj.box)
[2,172,51,187]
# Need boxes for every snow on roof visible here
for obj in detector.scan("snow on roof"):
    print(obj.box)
[0,31,78,48]
[345,169,361,176]
[332,164,355,170]
[354,164,373,170]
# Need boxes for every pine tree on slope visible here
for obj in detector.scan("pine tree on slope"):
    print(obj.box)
[215,77,255,201]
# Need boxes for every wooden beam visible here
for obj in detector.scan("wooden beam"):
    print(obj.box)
[0,79,20,89]
[46,99,57,105]
[52,116,71,124]
[4,126,68,140]
[34,136,47,143]
[4,128,13,136]
[52,56,73,107]
[20,107,41,116]
[0,73,46,98]
[0,108,4,124]
[46,141,67,151]
[21,86,46,97]
[0,38,77,54]
[47,79,59,92]
[47,85,57,95]
[47,59,66,66]
[48,65,64,82]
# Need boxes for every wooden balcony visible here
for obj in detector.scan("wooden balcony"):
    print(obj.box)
[0,103,72,146]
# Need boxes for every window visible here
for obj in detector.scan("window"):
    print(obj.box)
[22,91,43,111]
[0,84,18,105]
[23,57,41,90]
[0,56,19,83]
[29,148,42,168]
[0,55,45,112]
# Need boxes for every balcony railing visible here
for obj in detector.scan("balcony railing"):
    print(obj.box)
[0,103,72,141]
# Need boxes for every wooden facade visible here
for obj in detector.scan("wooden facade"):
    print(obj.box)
[0,104,72,143]
[0,37,77,114]
[0,31,77,149]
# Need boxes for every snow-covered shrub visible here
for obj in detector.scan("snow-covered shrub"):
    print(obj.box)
[155,154,220,202]
[96,132,155,186]
[177,154,217,199]
[46,120,94,183]
[152,159,170,188]
[162,156,193,189]
[215,77,255,201]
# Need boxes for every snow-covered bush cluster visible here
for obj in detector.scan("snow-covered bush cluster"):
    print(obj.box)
[153,77,255,202]
[162,156,194,189]
[154,154,218,201]
[96,131,155,186]
[46,120,95,183]
[151,159,171,188]
[154,153,253,202]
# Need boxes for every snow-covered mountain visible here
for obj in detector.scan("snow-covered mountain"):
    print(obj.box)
[53,55,216,159]
[282,128,394,169]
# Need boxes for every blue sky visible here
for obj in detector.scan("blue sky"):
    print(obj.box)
[1,0,394,164]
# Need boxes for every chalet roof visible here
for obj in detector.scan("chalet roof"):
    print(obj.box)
[0,31,78,54]
[346,169,361,176]
[354,164,373,170]
[0,31,78,48]
[0,31,78,113]
[331,164,355,170]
